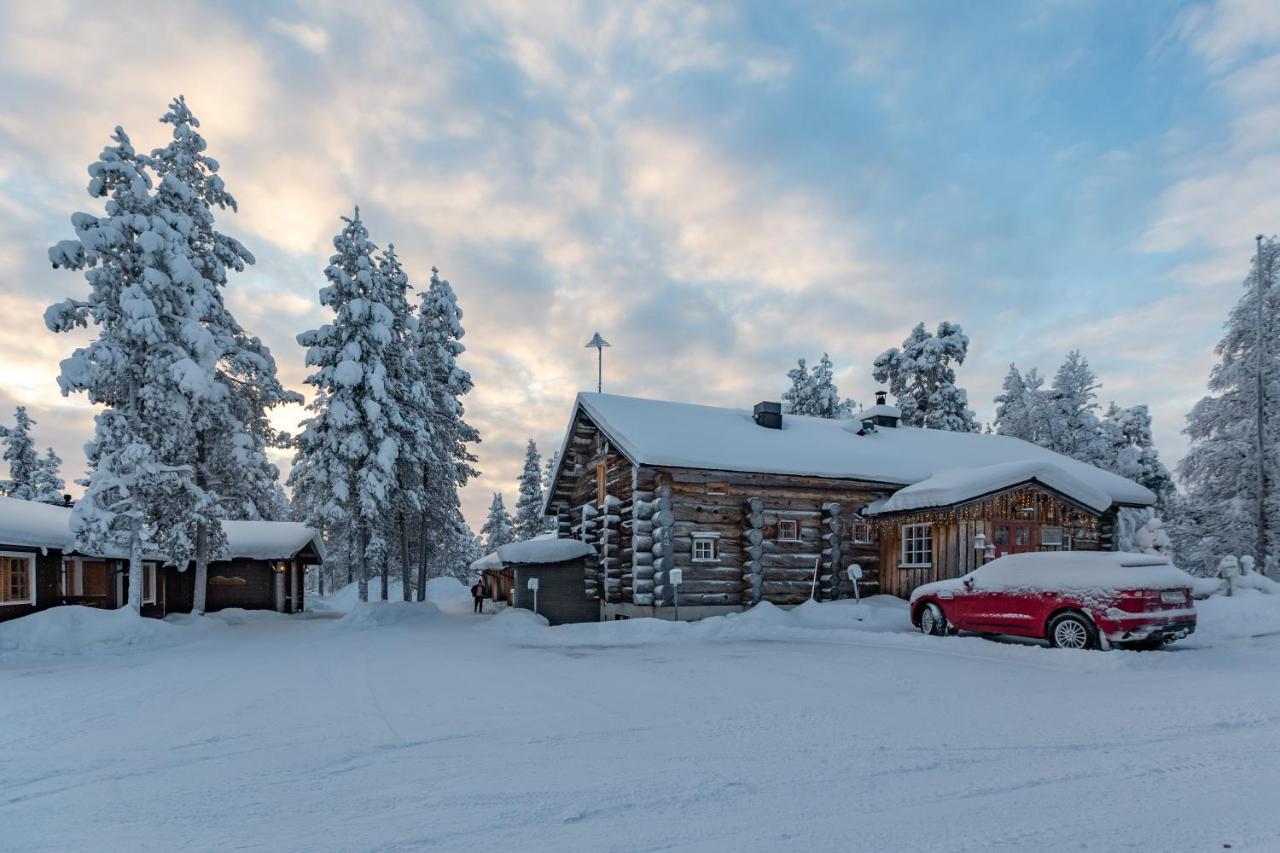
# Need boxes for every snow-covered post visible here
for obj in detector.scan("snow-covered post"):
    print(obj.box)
[1218,555,1240,597]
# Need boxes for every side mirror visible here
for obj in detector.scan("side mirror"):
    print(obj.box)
[963,576,975,591]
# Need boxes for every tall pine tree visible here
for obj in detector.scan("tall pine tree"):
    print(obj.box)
[290,210,406,604]
[412,267,480,601]
[31,449,65,505]
[873,322,978,431]
[47,124,210,611]
[480,492,514,552]
[144,96,301,613]
[1173,237,1279,575]
[513,439,549,540]
[0,407,41,500]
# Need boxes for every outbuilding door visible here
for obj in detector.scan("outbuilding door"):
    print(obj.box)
[990,521,1037,559]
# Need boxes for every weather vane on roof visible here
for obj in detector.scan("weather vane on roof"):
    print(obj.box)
[584,332,610,393]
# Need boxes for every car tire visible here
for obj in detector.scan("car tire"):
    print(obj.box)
[919,602,948,637]
[1047,612,1098,650]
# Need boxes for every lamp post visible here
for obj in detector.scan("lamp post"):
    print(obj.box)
[669,568,683,621]
[584,332,611,393]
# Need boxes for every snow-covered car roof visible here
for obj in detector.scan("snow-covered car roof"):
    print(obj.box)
[566,393,1154,508]
[0,496,325,562]
[909,552,1194,603]
[470,535,595,572]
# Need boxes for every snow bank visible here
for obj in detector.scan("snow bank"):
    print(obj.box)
[340,601,445,629]
[0,606,199,656]
[1193,590,1280,643]
[425,577,472,614]
[912,552,1195,602]
[317,577,473,616]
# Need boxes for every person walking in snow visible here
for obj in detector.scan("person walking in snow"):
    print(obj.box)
[471,580,486,614]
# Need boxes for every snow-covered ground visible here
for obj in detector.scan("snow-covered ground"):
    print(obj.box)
[3,585,1280,852]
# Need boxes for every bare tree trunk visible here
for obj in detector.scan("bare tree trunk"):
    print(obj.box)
[416,509,431,603]
[192,435,209,615]
[128,528,144,614]
[347,527,356,586]
[399,512,412,601]
[357,524,369,603]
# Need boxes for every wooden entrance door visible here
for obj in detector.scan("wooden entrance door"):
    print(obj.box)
[990,521,1037,559]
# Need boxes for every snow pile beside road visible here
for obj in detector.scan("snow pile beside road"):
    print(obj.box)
[425,577,472,614]
[0,606,203,656]
[1194,590,1280,643]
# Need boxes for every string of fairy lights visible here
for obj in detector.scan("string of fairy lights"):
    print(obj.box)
[868,486,1101,536]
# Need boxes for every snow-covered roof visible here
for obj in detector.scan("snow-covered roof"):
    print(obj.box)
[856,403,901,421]
[470,535,595,572]
[0,496,325,562]
[864,460,1114,516]
[564,393,1154,509]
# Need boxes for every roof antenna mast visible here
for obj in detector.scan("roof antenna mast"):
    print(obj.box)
[585,332,611,393]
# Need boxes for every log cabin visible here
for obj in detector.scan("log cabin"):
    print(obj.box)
[544,393,1155,621]
[0,496,324,623]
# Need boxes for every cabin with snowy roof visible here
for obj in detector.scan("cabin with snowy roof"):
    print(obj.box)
[0,496,324,623]
[544,392,1155,620]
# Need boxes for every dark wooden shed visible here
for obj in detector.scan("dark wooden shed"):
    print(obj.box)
[473,538,598,625]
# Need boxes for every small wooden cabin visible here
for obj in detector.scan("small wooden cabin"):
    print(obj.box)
[473,537,597,625]
[544,393,1155,620]
[0,497,324,623]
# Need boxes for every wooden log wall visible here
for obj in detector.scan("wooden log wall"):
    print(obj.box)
[631,467,657,605]
[659,468,891,608]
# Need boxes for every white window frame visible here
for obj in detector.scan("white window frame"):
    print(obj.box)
[142,562,158,605]
[899,523,933,569]
[777,519,800,542]
[853,521,874,545]
[0,551,36,607]
[62,556,82,596]
[691,533,719,563]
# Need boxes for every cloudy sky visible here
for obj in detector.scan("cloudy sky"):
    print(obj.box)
[1,0,1276,527]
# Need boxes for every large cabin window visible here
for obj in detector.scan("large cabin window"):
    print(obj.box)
[900,524,933,568]
[691,533,719,563]
[0,553,35,606]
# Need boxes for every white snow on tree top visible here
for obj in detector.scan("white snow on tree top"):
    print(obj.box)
[864,460,1114,515]
[470,535,595,572]
[0,497,324,562]
[566,394,1154,508]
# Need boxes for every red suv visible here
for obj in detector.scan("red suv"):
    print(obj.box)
[910,552,1196,650]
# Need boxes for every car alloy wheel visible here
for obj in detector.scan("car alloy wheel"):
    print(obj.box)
[1050,614,1094,650]
[919,603,945,636]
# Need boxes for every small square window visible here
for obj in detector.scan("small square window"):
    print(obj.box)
[692,536,718,562]
[853,523,874,544]
[706,482,729,496]
[777,519,799,542]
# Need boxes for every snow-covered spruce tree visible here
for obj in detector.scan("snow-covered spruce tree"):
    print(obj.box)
[290,210,406,604]
[513,439,550,540]
[0,407,41,499]
[1173,237,1280,575]
[543,449,559,493]
[872,322,979,431]
[1043,350,1104,461]
[374,243,433,602]
[480,492,514,552]
[782,358,814,415]
[1096,403,1174,508]
[412,266,479,601]
[31,448,65,505]
[782,353,854,418]
[144,96,301,613]
[46,125,212,611]
[992,365,1048,443]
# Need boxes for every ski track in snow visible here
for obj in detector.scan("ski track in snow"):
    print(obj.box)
[2,597,1279,853]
